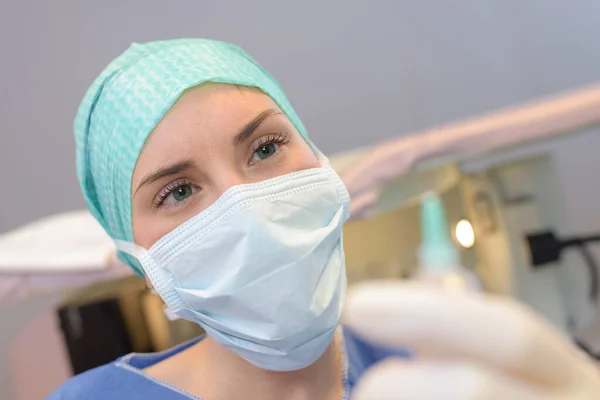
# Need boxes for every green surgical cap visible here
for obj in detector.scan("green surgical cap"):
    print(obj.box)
[74,39,308,275]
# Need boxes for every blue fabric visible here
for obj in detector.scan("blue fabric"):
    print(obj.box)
[47,327,410,399]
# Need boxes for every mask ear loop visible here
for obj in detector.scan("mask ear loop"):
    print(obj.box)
[315,150,352,217]
[114,239,186,313]
[113,240,147,260]
[315,150,331,168]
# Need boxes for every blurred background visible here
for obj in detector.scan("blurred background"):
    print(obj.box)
[2,1,600,398]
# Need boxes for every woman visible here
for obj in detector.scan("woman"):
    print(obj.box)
[50,39,600,399]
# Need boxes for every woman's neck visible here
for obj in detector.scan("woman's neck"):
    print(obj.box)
[144,333,344,400]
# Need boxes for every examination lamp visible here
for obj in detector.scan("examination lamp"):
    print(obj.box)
[455,219,475,249]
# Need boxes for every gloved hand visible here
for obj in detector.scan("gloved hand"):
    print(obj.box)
[344,281,600,399]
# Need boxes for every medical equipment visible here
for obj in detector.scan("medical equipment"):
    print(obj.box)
[526,232,600,358]
[416,192,480,292]
[0,211,115,273]
[344,168,600,397]
[0,211,128,306]
[527,230,600,301]
[335,84,600,337]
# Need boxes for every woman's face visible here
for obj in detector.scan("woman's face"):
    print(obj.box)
[131,83,319,249]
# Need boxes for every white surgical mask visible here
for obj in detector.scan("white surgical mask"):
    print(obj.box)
[116,159,350,371]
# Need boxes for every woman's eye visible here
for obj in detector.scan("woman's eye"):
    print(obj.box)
[251,143,279,162]
[164,184,194,205]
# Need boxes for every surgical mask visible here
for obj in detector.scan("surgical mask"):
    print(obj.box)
[115,160,350,371]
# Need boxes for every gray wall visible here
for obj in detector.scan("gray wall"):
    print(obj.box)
[2,1,600,234]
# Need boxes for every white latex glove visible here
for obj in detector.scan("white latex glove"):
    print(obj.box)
[344,281,600,400]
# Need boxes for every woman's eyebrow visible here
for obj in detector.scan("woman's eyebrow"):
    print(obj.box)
[233,108,282,145]
[135,160,196,195]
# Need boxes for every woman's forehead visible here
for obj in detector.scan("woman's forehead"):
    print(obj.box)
[158,83,280,134]
[133,84,286,174]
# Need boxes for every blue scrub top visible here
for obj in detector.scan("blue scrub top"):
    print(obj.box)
[47,327,410,399]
